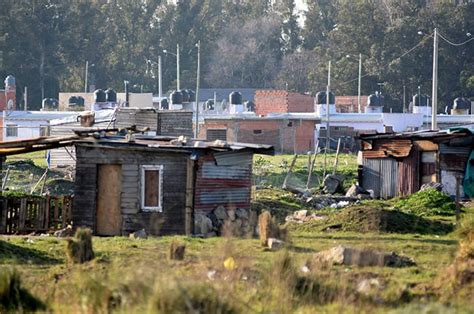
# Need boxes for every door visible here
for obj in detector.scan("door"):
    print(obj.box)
[96,164,122,236]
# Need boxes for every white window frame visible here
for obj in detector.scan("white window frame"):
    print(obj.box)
[140,165,164,212]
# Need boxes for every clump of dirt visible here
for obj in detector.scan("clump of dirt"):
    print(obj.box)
[289,204,453,235]
[395,188,457,217]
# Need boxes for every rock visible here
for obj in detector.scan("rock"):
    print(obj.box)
[357,278,383,295]
[267,238,285,250]
[322,175,344,194]
[345,184,370,197]
[195,213,213,235]
[169,241,185,260]
[54,225,74,238]
[129,229,147,239]
[235,208,249,220]
[227,209,236,221]
[294,210,308,220]
[214,205,228,220]
[313,246,415,267]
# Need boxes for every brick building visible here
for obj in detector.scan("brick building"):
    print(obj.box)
[0,75,16,111]
[200,114,320,154]
[335,95,369,113]
[254,90,314,116]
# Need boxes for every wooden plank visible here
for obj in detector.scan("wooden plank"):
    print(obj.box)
[414,140,438,151]
[185,158,195,235]
[19,198,26,232]
[0,198,7,233]
[96,164,122,236]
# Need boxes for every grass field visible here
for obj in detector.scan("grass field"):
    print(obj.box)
[1,153,473,313]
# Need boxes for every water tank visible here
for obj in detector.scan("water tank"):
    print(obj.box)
[453,97,471,110]
[77,96,85,106]
[245,100,255,112]
[205,99,214,110]
[180,89,189,103]
[229,91,242,105]
[187,89,196,102]
[42,98,59,109]
[412,94,429,107]
[94,89,106,103]
[105,89,117,102]
[170,90,183,105]
[368,92,384,107]
[4,75,15,88]
[160,98,169,110]
[68,96,78,104]
[315,91,335,105]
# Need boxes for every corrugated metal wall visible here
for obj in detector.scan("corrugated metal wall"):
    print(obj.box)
[194,152,253,214]
[362,158,398,199]
[397,148,419,196]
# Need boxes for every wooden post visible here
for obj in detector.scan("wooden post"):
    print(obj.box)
[2,167,10,191]
[185,159,195,235]
[19,198,27,233]
[306,140,319,190]
[332,138,342,175]
[45,196,50,230]
[282,154,298,189]
[455,175,462,223]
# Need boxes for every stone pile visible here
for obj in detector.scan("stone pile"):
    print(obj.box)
[194,205,257,237]
[285,209,326,224]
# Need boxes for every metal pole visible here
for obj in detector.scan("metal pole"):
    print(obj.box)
[431,28,438,130]
[195,41,201,138]
[24,86,27,111]
[402,82,406,113]
[326,60,331,151]
[158,55,162,99]
[84,60,88,93]
[176,43,180,90]
[358,53,362,113]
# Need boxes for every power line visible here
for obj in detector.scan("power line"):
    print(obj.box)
[335,34,433,87]
[438,32,474,46]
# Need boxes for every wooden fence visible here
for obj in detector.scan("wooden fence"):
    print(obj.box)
[0,195,73,234]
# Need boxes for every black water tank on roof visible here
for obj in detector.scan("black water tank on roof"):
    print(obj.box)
[453,97,471,110]
[105,88,117,102]
[368,93,384,106]
[315,91,335,105]
[77,96,85,106]
[245,100,255,111]
[170,90,183,105]
[180,89,189,102]
[68,96,77,104]
[205,99,214,110]
[412,94,429,107]
[94,89,106,103]
[160,98,169,110]
[187,89,196,102]
[229,91,242,105]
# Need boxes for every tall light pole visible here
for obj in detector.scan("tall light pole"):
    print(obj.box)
[326,60,331,151]
[358,53,362,113]
[163,44,180,90]
[158,55,162,99]
[195,40,201,138]
[431,28,438,130]
[84,61,89,93]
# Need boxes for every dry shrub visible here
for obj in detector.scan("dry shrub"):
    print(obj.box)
[169,240,186,260]
[0,268,45,312]
[258,211,287,246]
[66,228,95,264]
[148,281,238,314]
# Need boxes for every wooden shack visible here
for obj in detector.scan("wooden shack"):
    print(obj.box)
[359,126,474,199]
[72,136,273,236]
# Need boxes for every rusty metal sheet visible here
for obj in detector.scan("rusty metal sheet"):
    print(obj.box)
[362,139,412,158]
[199,187,250,204]
[397,148,419,196]
[202,162,251,179]
[439,143,471,171]
[213,151,252,166]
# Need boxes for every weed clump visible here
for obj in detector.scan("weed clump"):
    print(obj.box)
[0,268,45,312]
[395,188,457,216]
[258,211,287,246]
[148,281,238,314]
[66,228,95,264]
[289,204,453,234]
[169,240,186,260]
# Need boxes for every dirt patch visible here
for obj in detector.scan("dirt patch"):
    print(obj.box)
[288,204,453,235]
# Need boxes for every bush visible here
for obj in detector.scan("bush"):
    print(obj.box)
[395,188,457,217]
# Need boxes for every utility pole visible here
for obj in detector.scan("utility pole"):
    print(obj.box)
[176,43,180,90]
[358,53,362,113]
[195,40,201,138]
[84,60,89,93]
[431,28,438,130]
[402,81,406,113]
[326,60,331,152]
[158,55,162,99]
[24,86,27,111]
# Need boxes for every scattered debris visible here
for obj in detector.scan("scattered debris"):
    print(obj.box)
[285,210,326,224]
[357,278,384,295]
[322,174,344,194]
[267,238,285,250]
[66,228,95,264]
[169,241,186,260]
[223,257,236,270]
[312,245,415,267]
[420,182,444,192]
[54,225,74,238]
[345,184,371,198]
[129,229,147,239]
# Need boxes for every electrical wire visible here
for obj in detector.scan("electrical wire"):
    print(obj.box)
[335,34,433,87]
[438,32,474,46]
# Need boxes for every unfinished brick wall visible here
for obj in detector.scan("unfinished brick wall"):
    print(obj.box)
[335,96,369,113]
[255,90,314,116]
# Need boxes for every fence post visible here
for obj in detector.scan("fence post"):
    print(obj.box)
[0,197,6,234]
[19,198,27,232]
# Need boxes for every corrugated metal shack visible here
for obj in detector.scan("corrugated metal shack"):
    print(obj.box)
[359,127,474,199]
[72,135,273,236]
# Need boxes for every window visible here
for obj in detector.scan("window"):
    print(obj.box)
[39,125,48,137]
[6,124,18,137]
[140,165,163,212]
[253,129,262,135]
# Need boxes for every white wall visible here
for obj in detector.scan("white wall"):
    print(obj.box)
[3,119,48,141]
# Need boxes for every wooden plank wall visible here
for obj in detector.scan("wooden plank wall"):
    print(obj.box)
[73,145,189,235]
[157,111,193,137]
[116,108,158,132]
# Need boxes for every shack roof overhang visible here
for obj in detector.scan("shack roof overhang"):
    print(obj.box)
[0,135,79,156]
[73,135,275,156]
[358,126,474,142]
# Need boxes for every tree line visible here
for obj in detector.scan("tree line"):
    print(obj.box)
[0,0,472,111]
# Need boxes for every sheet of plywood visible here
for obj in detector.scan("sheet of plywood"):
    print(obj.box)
[96,164,122,236]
